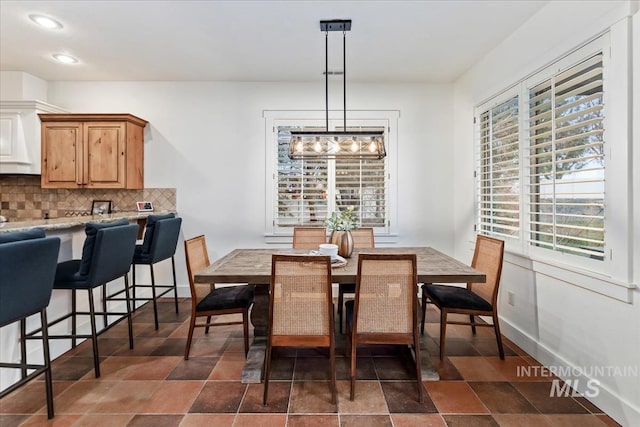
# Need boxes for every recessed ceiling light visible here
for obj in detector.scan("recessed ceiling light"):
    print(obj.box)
[52,53,78,64]
[29,14,63,30]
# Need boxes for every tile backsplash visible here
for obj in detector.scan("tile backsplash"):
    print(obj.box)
[0,175,176,221]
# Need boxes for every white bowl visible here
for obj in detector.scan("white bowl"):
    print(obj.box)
[318,243,339,259]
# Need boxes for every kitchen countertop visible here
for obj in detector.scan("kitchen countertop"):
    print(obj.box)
[0,211,175,233]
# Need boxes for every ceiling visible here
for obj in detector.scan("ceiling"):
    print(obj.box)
[0,0,549,83]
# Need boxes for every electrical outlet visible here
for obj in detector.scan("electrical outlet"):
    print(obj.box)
[507,291,515,306]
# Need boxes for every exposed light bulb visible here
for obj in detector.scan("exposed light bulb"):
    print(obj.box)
[295,138,303,153]
[332,136,340,152]
[350,138,358,153]
[368,138,377,152]
[313,137,322,153]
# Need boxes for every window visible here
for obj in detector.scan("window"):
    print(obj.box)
[528,54,605,260]
[275,124,387,231]
[476,43,607,264]
[477,94,520,240]
[265,111,398,238]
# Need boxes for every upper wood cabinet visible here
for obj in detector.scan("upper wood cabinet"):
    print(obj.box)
[39,113,148,189]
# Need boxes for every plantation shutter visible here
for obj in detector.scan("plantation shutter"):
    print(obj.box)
[477,96,520,239]
[335,126,386,228]
[528,54,605,260]
[275,124,388,230]
[276,127,328,226]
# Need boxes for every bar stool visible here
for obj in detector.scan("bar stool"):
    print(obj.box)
[130,214,182,330]
[0,229,60,419]
[35,220,139,378]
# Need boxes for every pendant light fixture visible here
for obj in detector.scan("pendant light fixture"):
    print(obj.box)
[288,19,386,160]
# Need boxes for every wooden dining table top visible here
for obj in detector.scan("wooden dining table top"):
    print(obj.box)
[194,246,486,285]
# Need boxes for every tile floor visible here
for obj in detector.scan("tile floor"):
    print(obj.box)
[0,299,621,427]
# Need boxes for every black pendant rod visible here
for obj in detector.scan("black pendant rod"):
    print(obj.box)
[343,30,347,133]
[325,30,329,132]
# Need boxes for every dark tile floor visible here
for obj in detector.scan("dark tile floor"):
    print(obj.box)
[0,299,621,427]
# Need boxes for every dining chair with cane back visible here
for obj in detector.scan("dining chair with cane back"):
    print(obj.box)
[292,227,327,249]
[183,235,254,359]
[420,235,505,360]
[337,227,375,333]
[263,254,337,406]
[345,253,424,402]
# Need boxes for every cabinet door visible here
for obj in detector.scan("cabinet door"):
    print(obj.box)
[83,122,126,188]
[41,122,83,188]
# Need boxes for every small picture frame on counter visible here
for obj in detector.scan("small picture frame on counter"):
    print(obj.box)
[136,201,154,212]
[91,200,112,215]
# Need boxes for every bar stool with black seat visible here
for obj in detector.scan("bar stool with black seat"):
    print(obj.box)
[40,219,139,378]
[0,229,60,419]
[129,214,182,330]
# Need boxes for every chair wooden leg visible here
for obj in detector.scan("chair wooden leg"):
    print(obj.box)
[124,274,134,350]
[338,287,344,334]
[349,336,357,401]
[171,256,179,314]
[439,310,447,361]
[413,329,424,403]
[40,310,54,419]
[150,264,159,330]
[262,342,273,406]
[242,310,249,357]
[493,312,505,360]
[184,313,197,360]
[87,289,101,377]
[205,316,211,334]
[420,289,427,335]
[329,341,337,405]
[470,315,476,335]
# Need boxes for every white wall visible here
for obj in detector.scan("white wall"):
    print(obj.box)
[0,71,48,101]
[47,80,454,290]
[453,1,639,425]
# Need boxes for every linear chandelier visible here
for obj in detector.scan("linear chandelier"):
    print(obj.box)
[288,19,386,160]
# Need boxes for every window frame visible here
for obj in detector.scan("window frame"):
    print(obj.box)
[475,88,523,243]
[264,110,399,243]
[474,34,623,275]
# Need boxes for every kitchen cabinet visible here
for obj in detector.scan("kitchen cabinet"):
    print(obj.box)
[39,113,147,189]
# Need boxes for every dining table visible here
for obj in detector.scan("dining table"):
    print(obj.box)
[194,246,486,383]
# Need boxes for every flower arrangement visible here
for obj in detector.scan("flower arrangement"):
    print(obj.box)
[325,206,358,231]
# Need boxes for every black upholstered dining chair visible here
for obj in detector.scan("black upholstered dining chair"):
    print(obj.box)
[129,214,182,330]
[183,235,253,360]
[38,220,139,377]
[0,229,60,419]
[420,235,505,360]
